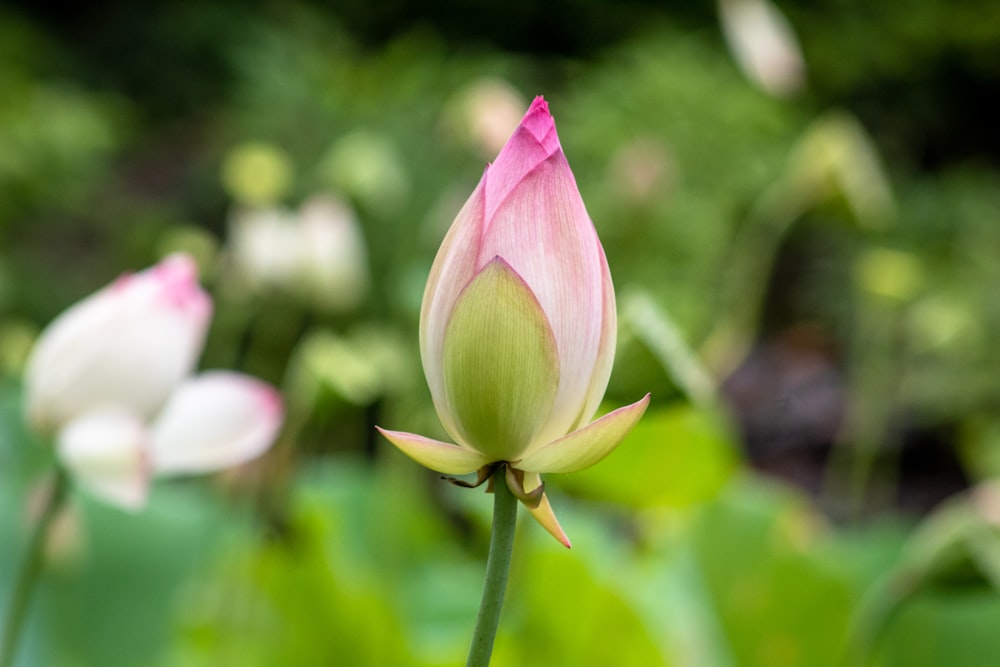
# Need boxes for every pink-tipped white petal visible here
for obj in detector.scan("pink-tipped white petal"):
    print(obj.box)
[520,471,571,548]
[376,427,491,475]
[56,407,151,511]
[150,372,283,475]
[517,394,650,474]
[25,253,211,433]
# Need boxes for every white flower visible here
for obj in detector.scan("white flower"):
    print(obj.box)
[24,254,284,509]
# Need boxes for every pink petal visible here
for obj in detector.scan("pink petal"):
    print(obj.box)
[376,427,491,475]
[150,372,283,475]
[483,97,562,225]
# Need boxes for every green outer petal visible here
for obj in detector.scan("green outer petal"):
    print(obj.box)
[376,427,491,474]
[520,471,571,548]
[420,177,486,442]
[516,394,650,473]
[442,258,559,461]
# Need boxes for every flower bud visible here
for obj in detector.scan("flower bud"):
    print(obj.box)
[24,254,284,511]
[379,97,649,546]
[25,254,211,434]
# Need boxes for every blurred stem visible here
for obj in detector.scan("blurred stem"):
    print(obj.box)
[466,466,518,667]
[823,297,903,521]
[701,179,809,376]
[842,570,916,667]
[1,469,68,667]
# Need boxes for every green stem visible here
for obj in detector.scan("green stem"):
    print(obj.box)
[842,571,914,667]
[466,466,518,667]
[1,469,68,667]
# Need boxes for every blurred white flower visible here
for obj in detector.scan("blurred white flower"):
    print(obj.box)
[719,0,806,97]
[24,253,284,510]
[26,253,211,433]
[298,196,370,312]
[606,137,677,206]
[228,194,370,312]
[447,78,527,158]
[230,207,304,292]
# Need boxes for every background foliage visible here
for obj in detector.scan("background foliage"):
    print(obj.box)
[2,1,1000,665]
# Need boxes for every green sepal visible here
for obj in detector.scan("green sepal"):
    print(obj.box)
[442,257,559,461]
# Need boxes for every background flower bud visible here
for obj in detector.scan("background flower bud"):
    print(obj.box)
[24,254,211,434]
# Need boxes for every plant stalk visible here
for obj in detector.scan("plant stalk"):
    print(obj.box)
[1,469,68,667]
[465,465,518,667]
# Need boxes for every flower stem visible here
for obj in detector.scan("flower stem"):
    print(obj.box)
[466,465,518,667]
[1,469,68,667]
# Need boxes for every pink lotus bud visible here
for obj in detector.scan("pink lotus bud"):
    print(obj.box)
[25,254,211,433]
[378,97,649,546]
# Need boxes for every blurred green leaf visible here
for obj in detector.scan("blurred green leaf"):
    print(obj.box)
[691,477,858,667]
[495,526,669,667]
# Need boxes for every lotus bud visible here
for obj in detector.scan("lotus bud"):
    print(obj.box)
[23,254,285,510]
[25,254,211,434]
[379,97,649,546]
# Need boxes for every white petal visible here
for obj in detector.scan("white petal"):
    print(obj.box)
[25,253,211,433]
[57,407,151,510]
[150,371,283,475]
[298,195,370,311]
[229,206,304,290]
[719,0,806,97]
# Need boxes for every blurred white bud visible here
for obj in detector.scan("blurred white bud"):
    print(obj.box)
[229,207,304,292]
[606,137,677,206]
[299,195,370,312]
[25,254,211,433]
[227,195,369,313]
[719,0,806,97]
[447,78,527,158]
